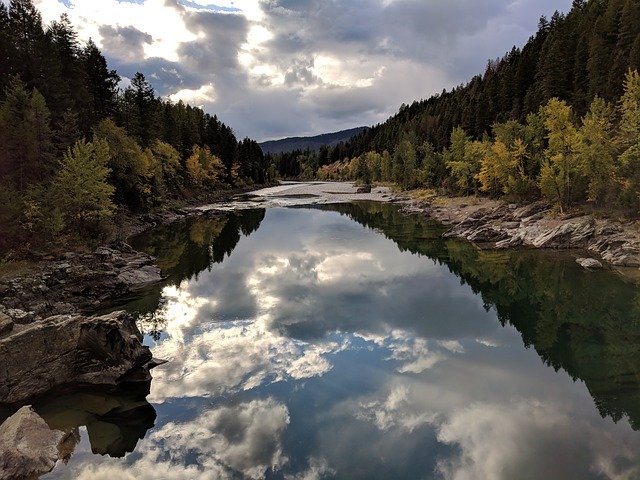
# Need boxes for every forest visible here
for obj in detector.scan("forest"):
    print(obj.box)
[271,0,640,214]
[0,0,271,253]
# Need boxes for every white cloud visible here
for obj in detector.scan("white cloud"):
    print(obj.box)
[169,83,216,104]
[69,398,290,480]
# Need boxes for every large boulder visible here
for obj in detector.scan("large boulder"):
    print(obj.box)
[0,406,65,480]
[0,311,153,405]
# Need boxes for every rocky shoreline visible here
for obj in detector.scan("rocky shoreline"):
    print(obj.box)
[401,195,640,270]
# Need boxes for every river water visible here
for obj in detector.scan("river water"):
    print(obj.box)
[43,201,640,479]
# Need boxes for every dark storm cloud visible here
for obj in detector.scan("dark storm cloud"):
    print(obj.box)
[98,24,152,62]
[179,10,249,74]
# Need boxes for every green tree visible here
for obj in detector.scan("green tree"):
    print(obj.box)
[93,118,154,210]
[0,77,55,190]
[478,138,528,197]
[444,128,481,195]
[50,139,115,233]
[617,70,640,211]
[393,139,417,190]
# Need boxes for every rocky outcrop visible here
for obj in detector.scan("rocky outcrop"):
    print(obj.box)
[0,406,65,480]
[0,243,162,324]
[0,311,155,406]
[410,198,640,267]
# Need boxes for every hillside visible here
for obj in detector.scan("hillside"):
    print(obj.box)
[272,0,640,216]
[259,127,368,155]
[320,0,640,160]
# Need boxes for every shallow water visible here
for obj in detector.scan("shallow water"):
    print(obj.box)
[43,202,640,479]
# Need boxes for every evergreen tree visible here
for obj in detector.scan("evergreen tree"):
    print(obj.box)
[0,77,55,190]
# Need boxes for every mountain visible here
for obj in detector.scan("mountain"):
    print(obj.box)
[259,127,368,155]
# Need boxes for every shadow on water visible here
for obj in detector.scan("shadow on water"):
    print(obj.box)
[321,202,640,430]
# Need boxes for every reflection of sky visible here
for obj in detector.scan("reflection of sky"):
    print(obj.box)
[45,207,640,479]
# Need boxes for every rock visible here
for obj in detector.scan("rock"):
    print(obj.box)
[356,185,372,193]
[0,406,65,480]
[576,257,604,269]
[0,311,154,405]
[512,202,548,219]
[4,309,36,325]
[117,265,162,289]
[530,221,594,249]
[0,314,13,336]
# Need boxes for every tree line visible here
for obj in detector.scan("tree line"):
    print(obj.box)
[0,0,271,253]
[271,0,640,214]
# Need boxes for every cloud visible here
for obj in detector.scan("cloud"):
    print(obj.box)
[146,285,337,402]
[98,25,152,63]
[68,398,290,480]
[435,400,640,480]
[33,0,573,140]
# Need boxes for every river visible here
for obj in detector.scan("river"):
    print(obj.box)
[41,195,640,479]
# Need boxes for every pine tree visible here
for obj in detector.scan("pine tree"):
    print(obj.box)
[0,77,55,190]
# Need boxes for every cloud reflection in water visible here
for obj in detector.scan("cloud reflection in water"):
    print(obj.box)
[45,206,640,479]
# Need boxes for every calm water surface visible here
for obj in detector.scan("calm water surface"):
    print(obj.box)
[43,202,640,479]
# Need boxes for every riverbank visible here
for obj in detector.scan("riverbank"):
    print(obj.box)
[399,191,640,272]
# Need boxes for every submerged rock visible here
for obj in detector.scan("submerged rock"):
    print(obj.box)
[0,311,154,405]
[0,406,65,480]
[576,257,604,269]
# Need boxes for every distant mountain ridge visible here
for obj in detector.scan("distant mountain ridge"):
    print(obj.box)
[259,127,368,155]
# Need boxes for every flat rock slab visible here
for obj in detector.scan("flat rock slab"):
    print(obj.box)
[0,406,64,480]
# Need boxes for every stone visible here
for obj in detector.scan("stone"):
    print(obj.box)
[0,314,13,336]
[0,311,154,405]
[576,258,604,269]
[0,406,65,480]
[117,265,163,289]
[356,185,372,193]
[4,309,36,325]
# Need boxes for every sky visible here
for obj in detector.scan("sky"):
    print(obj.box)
[30,0,574,141]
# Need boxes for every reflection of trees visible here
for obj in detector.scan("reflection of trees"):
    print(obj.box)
[124,209,266,318]
[325,202,640,430]
[132,209,265,284]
